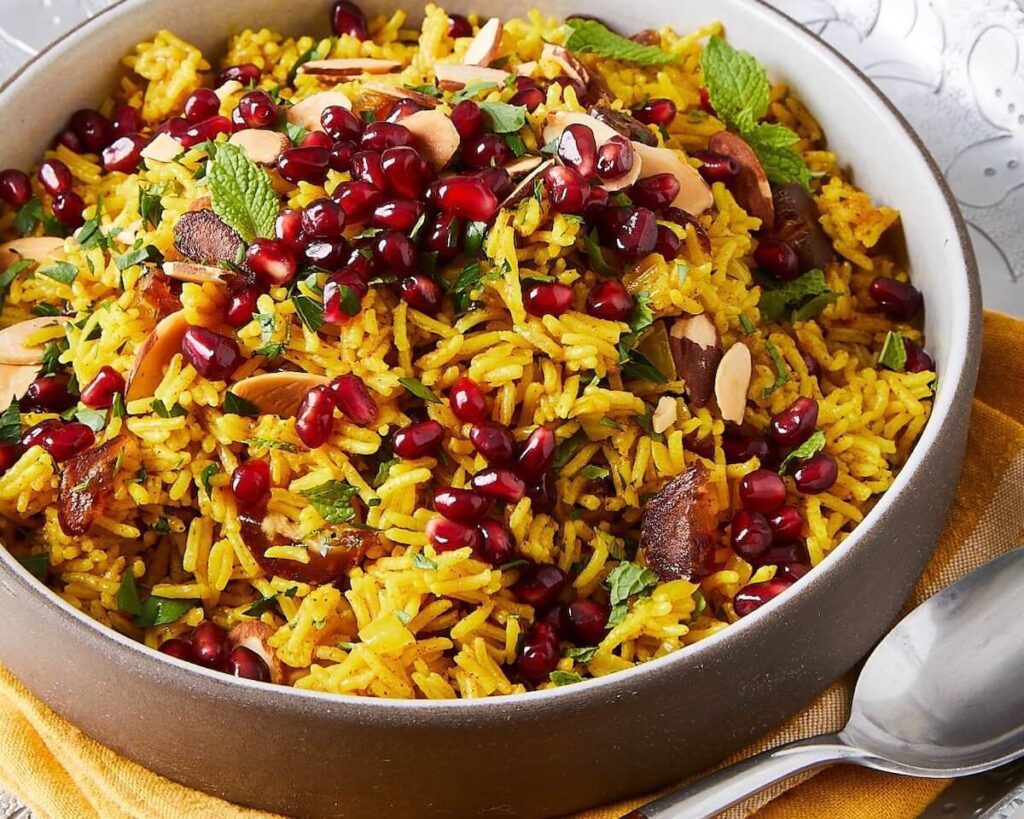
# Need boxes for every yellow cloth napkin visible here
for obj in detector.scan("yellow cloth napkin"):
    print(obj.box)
[1,311,1021,819]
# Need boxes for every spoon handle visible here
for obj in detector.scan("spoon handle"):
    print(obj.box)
[624,733,864,819]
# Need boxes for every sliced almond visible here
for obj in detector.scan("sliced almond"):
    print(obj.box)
[114,220,143,247]
[500,158,553,211]
[434,63,510,90]
[541,44,589,87]
[125,310,190,401]
[462,18,503,67]
[214,79,244,101]
[541,112,642,191]
[669,314,722,408]
[399,109,460,171]
[714,341,752,425]
[707,131,774,228]
[0,363,41,406]
[141,132,184,164]
[651,396,678,434]
[514,61,538,77]
[362,82,439,109]
[632,142,713,215]
[226,621,285,684]
[0,237,64,271]
[163,261,232,285]
[230,372,330,417]
[287,91,353,133]
[301,58,402,77]
[503,155,544,176]
[640,463,716,581]
[228,129,291,166]
[0,317,70,366]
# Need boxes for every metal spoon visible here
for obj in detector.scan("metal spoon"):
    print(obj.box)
[628,547,1024,819]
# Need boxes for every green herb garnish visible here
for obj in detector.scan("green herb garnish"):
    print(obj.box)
[301,480,359,524]
[222,392,260,417]
[762,338,790,398]
[779,429,827,472]
[207,141,278,243]
[0,402,20,445]
[565,19,677,66]
[878,330,908,372]
[135,596,195,627]
[478,101,527,134]
[412,552,437,570]
[549,670,584,686]
[398,376,441,404]
[38,261,77,285]
[117,572,142,616]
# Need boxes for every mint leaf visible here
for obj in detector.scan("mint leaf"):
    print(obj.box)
[585,229,617,277]
[398,376,441,403]
[207,141,278,243]
[222,392,259,417]
[549,670,584,686]
[14,197,42,235]
[135,596,195,627]
[780,429,826,472]
[117,572,142,616]
[700,36,770,125]
[563,645,598,664]
[792,291,840,322]
[739,314,756,334]
[744,122,811,187]
[450,81,499,103]
[565,19,677,66]
[620,349,668,384]
[412,552,437,570]
[0,402,20,445]
[38,261,77,285]
[292,294,324,333]
[139,184,166,228]
[74,408,107,433]
[628,292,653,334]
[605,561,659,606]
[0,259,32,309]
[17,553,48,580]
[762,338,790,398]
[878,331,907,372]
[577,464,610,480]
[301,480,359,524]
[245,437,297,452]
[478,102,526,134]
[244,593,281,616]
[758,269,828,322]
[199,463,221,496]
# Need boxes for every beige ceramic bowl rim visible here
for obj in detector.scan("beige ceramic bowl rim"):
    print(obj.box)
[0,0,980,715]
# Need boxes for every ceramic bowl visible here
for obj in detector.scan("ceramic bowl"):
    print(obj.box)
[0,0,981,815]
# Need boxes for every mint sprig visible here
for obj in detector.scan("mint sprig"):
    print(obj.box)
[780,429,826,472]
[564,19,678,66]
[207,141,278,243]
[758,269,833,322]
[301,480,359,524]
[878,331,908,372]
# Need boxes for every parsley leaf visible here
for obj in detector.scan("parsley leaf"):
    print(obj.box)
[139,184,166,229]
[115,244,161,272]
[0,402,20,445]
[792,291,840,322]
[779,429,826,472]
[150,399,187,418]
[565,19,678,66]
[762,338,790,398]
[620,349,668,384]
[398,376,441,404]
[292,294,324,333]
[300,480,359,524]
[448,262,482,313]
[878,330,908,372]
[207,141,278,243]
[628,292,653,333]
[585,229,617,277]
[38,261,77,285]
[478,102,527,134]
[0,258,35,306]
[14,197,43,235]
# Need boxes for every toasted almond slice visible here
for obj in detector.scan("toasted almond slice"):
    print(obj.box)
[541,44,589,86]
[0,317,70,366]
[669,314,722,408]
[287,91,353,132]
[541,112,643,191]
[504,155,544,176]
[463,18,503,66]
[714,342,752,425]
[0,363,41,406]
[114,220,143,247]
[399,109,460,171]
[214,79,244,101]
[163,262,231,285]
[632,142,714,215]
[500,158,554,211]
[301,58,402,77]
[362,82,439,108]
[125,310,190,401]
[228,129,291,166]
[652,396,678,434]
[514,61,538,77]
[707,130,775,229]
[226,621,285,684]
[434,63,510,90]
[0,237,64,271]
[142,132,184,164]
[230,372,330,417]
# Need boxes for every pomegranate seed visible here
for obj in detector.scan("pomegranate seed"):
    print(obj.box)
[231,459,271,505]
[329,140,358,172]
[802,351,821,379]
[80,366,126,410]
[301,131,335,150]
[630,173,680,210]
[596,206,630,244]
[0,170,31,208]
[449,376,487,423]
[158,638,193,661]
[218,63,260,86]
[739,469,787,513]
[633,98,676,126]
[776,562,809,583]
[585,280,633,322]
[235,90,277,128]
[476,518,516,565]
[225,286,260,327]
[526,470,556,514]
[69,109,113,153]
[524,281,574,317]
[24,374,75,412]
[0,443,24,472]
[755,239,801,282]
[513,563,567,609]
[582,186,610,219]
[904,338,934,373]
[470,421,516,464]
[613,208,658,258]
[161,118,190,139]
[231,108,247,129]
[329,375,377,425]
[180,116,233,149]
[246,239,297,287]
[39,159,73,195]
[191,621,227,668]
[596,135,634,180]
[371,198,425,233]
[301,198,347,239]
[322,277,363,324]
[386,98,423,123]
[304,238,350,270]
[543,165,589,214]
[295,385,336,448]
[451,100,483,138]
[433,487,489,523]
[183,89,221,123]
[372,230,416,275]
[333,180,383,223]
[752,541,810,568]
[471,467,526,502]
[381,146,432,198]
[101,133,147,174]
[52,192,86,229]
[40,422,95,463]
[509,87,545,112]
[331,0,369,39]
[475,167,512,200]
[57,129,85,153]
[111,105,141,138]
[435,176,499,222]
[181,326,242,380]
[462,134,513,170]
[557,124,598,179]
[693,150,740,185]
[516,621,560,684]
[426,517,481,553]
[768,505,805,541]
[399,274,443,314]
[321,105,364,142]
[542,604,573,637]
[868,277,922,321]
[350,150,387,190]
[723,433,771,464]
[734,578,793,617]
[730,509,773,561]
[699,87,715,115]
[21,419,61,449]
[517,426,555,478]
[447,13,473,38]
[278,146,329,185]
[769,397,819,448]
[423,212,463,262]
[361,121,412,152]
[654,225,682,260]
[393,419,445,459]
[566,599,609,644]
[226,645,271,681]
[793,452,838,494]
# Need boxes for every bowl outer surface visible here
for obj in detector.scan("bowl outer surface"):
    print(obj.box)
[0,0,980,816]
